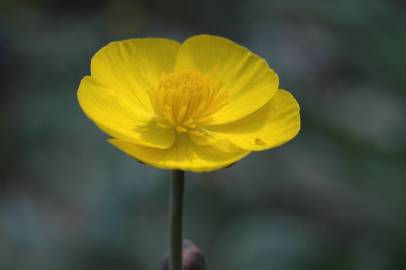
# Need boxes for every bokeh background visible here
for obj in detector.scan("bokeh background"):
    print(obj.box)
[1,0,406,269]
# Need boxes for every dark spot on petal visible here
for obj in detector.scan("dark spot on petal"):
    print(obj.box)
[255,138,266,146]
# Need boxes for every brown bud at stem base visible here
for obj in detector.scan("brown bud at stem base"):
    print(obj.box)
[160,240,206,270]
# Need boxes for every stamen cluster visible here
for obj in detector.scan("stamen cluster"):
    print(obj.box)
[148,71,228,137]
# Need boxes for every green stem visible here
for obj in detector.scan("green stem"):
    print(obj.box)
[169,170,184,270]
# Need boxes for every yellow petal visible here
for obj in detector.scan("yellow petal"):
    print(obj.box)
[78,76,175,149]
[91,38,180,115]
[175,34,279,124]
[205,89,300,151]
[108,135,250,172]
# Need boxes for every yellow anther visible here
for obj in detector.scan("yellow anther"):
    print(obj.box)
[176,126,188,133]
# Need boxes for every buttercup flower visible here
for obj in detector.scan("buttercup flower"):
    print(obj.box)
[78,34,300,172]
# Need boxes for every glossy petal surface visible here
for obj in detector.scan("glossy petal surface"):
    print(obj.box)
[109,136,250,172]
[175,34,279,124]
[205,89,300,150]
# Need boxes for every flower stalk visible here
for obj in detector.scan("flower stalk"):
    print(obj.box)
[169,170,185,270]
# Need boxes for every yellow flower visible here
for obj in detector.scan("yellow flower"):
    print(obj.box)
[77,34,300,172]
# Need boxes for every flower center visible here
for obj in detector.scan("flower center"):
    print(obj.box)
[148,71,228,135]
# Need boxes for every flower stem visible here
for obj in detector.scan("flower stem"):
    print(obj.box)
[169,170,184,270]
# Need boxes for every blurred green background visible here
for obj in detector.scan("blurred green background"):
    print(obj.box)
[1,0,406,269]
